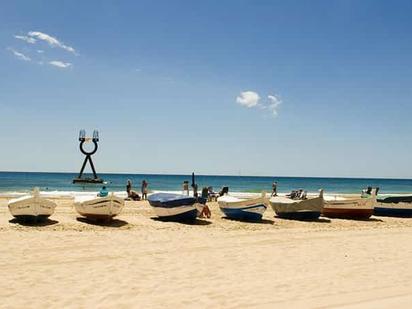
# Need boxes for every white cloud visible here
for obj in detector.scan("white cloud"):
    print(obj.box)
[37,49,44,53]
[27,31,77,54]
[236,91,260,108]
[267,94,282,116]
[8,48,31,61]
[49,60,72,68]
[14,35,36,44]
[236,91,282,117]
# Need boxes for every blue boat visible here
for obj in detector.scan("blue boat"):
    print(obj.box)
[374,196,412,217]
[148,193,206,222]
[217,194,267,221]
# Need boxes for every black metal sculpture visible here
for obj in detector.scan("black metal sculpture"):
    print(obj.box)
[73,129,104,184]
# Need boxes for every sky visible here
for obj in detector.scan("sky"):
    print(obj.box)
[0,0,412,178]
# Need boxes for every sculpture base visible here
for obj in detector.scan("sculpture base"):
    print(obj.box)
[73,178,104,184]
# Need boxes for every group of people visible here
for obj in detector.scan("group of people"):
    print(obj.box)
[286,189,308,200]
[126,179,148,201]
[101,179,280,201]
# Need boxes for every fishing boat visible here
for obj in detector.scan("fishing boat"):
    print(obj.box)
[217,193,267,221]
[323,191,376,219]
[374,195,412,217]
[74,193,124,221]
[8,188,56,222]
[148,172,209,222]
[270,190,324,220]
[148,193,206,222]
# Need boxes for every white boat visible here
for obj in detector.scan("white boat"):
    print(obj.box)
[323,191,377,219]
[217,193,267,221]
[270,190,324,220]
[8,188,56,221]
[74,193,124,221]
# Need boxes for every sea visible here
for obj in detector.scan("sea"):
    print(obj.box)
[0,171,411,197]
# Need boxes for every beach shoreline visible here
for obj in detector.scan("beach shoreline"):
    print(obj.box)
[1,190,412,200]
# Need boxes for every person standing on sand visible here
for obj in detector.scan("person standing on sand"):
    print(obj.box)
[183,181,189,196]
[193,183,198,198]
[141,180,148,200]
[271,182,278,197]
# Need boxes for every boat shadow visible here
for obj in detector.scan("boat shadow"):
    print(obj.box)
[321,216,384,222]
[348,217,384,222]
[150,217,212,226]
[275,216,331,223]
[76,217,129,227]
[222,217,275,225]
[9,218,59,227]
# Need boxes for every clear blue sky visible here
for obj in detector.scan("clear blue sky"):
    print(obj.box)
[0,0,411,178]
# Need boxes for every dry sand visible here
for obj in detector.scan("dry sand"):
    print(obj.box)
[1,197,412,308]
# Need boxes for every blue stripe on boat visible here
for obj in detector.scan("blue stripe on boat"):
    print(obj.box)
[374,207,412,218]
[155,209,198,222]
[220,204,266,221]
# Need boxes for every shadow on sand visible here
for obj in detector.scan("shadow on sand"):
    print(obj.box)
[76,217,129,227]
[151,217,212,226]
[275,216,332,223]
[320,216,384,222]
[222,217,275,225]
[9,218,59,227]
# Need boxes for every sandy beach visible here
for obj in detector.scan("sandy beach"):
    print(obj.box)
[1,197,412,308]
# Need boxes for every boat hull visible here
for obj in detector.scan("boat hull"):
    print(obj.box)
[276,211,321,220]
[148,193,206,222]
[322,208,373,219]
[8,195,56,221]
[323,197,375,219]
[218,196,267,221]
[374,202,412,218]
[74,195,124,220]
[270,196,323,221]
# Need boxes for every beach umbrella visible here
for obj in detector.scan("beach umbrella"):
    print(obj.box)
[191,172,195,188]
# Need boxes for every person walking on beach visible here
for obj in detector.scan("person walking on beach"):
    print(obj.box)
[126,179,141,201]
[182,181,189,196]
[141,180,148,200]
[271,181,278,197]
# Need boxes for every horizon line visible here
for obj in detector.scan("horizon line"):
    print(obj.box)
[0,170,411,181]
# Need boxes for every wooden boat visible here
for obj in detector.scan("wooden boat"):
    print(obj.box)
[323,192,376,219]
[269,190,324,220]
[148,193,206,222]
[217,193,267,221]
[8,188,56,222]
[74,193,124,221]
[374,195,412,217]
